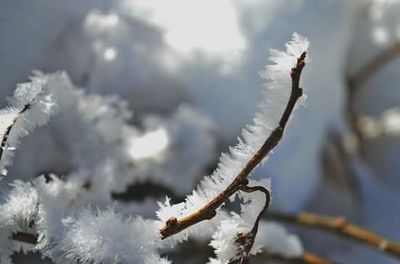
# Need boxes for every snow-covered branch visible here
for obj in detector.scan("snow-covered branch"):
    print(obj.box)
[0,75,59,177]
[158,33,309,241]
[0,34,310,264]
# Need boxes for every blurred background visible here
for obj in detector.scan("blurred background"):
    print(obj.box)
[1,0,400,263]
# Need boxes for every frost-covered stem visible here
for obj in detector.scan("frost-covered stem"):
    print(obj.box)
[265,211,400,260]
[229,185,270,264]
[11,231,38,244]
[345,40,400,147]
[160,52,307,239]
[260,252,333,264]
[0,103,31,161]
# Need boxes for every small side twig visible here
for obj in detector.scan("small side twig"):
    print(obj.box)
[264,211,400,260]
[0,103,31,162]
[160,52,307,239]
[229,184,270,264]
[11,231,38,245]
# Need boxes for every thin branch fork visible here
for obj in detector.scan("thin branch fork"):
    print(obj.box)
[264,211,400,260]
[160,52,307,239]
[229,185,271,264]
[239,185,271,241]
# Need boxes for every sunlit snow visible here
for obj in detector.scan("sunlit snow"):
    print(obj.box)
[122,0,246,54]
[128,128,169,160]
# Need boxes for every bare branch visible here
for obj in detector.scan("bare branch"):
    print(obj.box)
[11,231,37,245]
[264,211,400,260]
[229,185,271,263]
[0,103,31,162]
[160,52,307,239]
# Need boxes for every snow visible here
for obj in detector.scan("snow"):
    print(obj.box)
[0,0,399,263]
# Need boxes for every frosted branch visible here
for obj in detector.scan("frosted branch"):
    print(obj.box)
[0,73,59,177]
[159,34,309,239]
[228,185,270,263]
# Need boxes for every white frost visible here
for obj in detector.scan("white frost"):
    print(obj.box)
[157,33,309,241]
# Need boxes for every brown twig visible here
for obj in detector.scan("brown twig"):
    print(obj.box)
[229,185,271,264]
[239,185,271,241]
[264,211,400,260]
[11,231,38,244]
[0,103,31,162]
[160,52,307,239]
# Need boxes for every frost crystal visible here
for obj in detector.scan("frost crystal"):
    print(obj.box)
[208,220,303,264]
[0,73,59,177]
[55,210,166,264]
[0,181,38,263]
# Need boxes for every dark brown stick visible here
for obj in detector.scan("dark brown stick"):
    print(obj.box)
[265,211,400,260]
[239,185,271,238]
[160,52,307,239]
[229,185,271,264]
[0,103,31,163]
[11,231,38,244]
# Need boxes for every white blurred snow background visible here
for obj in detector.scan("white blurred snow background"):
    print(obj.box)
[1,0,400,263]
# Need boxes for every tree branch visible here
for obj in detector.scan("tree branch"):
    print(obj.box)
[160,52,307,239]
[0,103,31,162]
[229,184,271,264]
[264,211,400,260]
[11,231,38,245]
